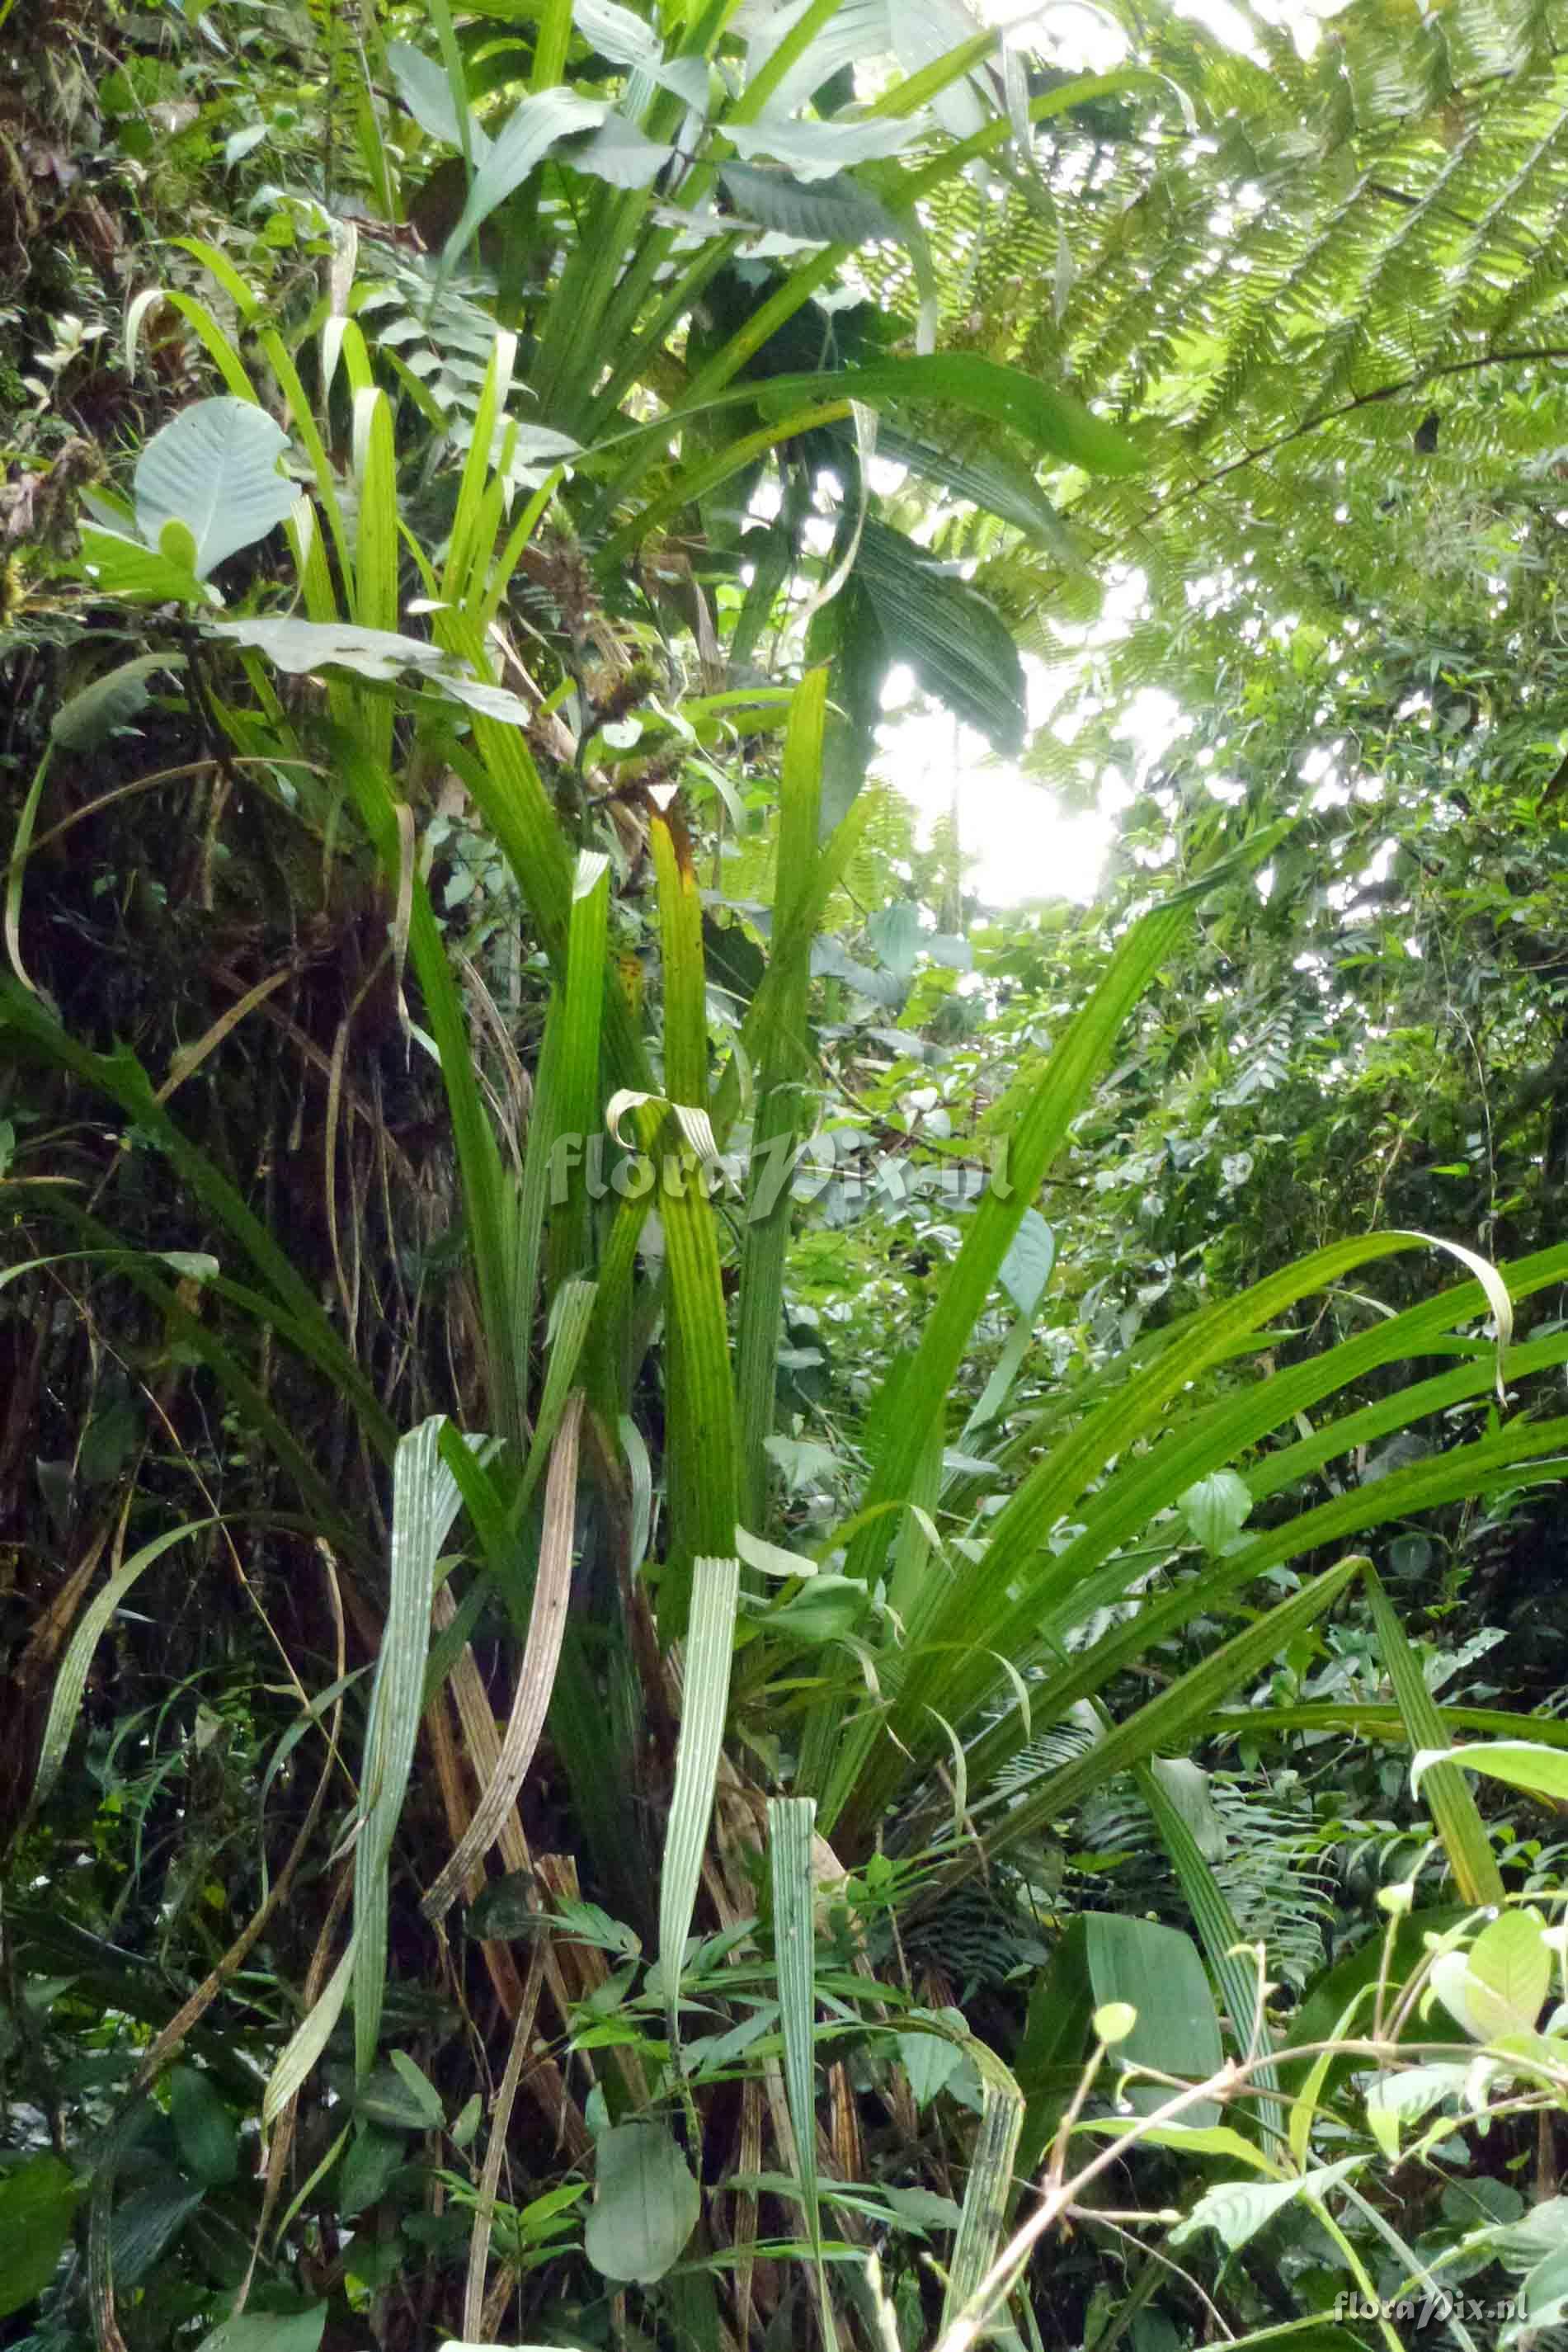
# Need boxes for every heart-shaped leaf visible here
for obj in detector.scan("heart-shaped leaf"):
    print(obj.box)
[134,398,298,581]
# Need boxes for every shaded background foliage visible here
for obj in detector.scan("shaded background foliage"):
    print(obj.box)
[11,0,1568,2346]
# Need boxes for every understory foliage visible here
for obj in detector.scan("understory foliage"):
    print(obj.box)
[8,1,1568,2349]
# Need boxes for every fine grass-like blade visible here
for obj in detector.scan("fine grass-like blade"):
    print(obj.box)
[1363,1564,1504,1907]
[659,1554,741,2043]
[0,981,393,1454]
[734,670,825,1527]
[768,1795,838,2350]
[30,1521,217,1815]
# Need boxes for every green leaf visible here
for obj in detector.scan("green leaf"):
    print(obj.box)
[727,111,923,172]
[851,519,1028,756]
[1368,1568,1504,1907]
[1171,2159,1363,2253]
[168,2064,240,2187]
[0,2154,78,2317]
[133,398,298,580]
[876,420,1082,545]
[195,2309,327,2352]
[31,1519,215,1814]
[1084,1913,1224,2125]
[339,2125,408,2218]
[444,87,608,262]
[208,615,461,686]
[358,2059,445,2133]
[769,1794,838,2347]
[583,2120,700,2284]
[809,889,1198,1825]
[736,672,829,1522]
[388,2050,446,2129]
[718,162,905,246]
[1430,1909,1550,2042]
[1519,2246,1568,2329]
[1364,2064,1470,2160]
[50,653,185,749]
[997,1209,1055,1316]
[569,115,677,189]
[1414,1739,1568,1808]
[355,1420,463,2077]
[659,1556,742,2040]
[386,39,490,154]
[1177,1468,1253,1553]
[666,351,1146,478]
[898,2015,967,2109]
[78,523,209,606]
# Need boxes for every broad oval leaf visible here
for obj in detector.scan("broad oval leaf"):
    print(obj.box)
[0,2153,78,2319]
[208,615,458,683]
[998,1208,1056,1315]
[567,115,676,189]
[1178,1468,1253,1553]
[898,2012,968,2109]
[386,40,491,156]
[168,2063,240,2187]
[1429,1907,1550,2042]
[583,2119,699,2284]
[1084,1912,1224,2124]
[1170,2156,1363,2252]
[133,398,298,581]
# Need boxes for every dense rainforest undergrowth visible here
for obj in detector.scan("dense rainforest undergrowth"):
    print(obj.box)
[17,0,1568,2345]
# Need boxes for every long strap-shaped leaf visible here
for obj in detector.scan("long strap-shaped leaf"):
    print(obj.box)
[926,1554,1367,1888]
[1136,1760,1285,2152]
[0,982,392,1456]
[354,1417,464,2076]
[1363,1563,1504,1907]
[549,851,611,1296]
[844,1237,1557,1839]
[947,1416,1568,1834]
[768,1795,839,2352]
[659,1554,742,2045]
[801,895,1196,1817]
[639,852,741,1638]
[735,671,826,1528]
[421,1394,584,1922]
